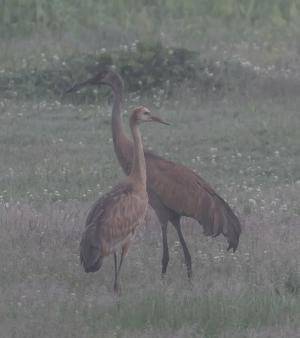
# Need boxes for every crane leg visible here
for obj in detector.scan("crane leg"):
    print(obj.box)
[113,242,130,295]
[118,241,130,274]
[171,217,192,278]
[113,252,121,295]
[161,221,169,277]
[150,196,170,277]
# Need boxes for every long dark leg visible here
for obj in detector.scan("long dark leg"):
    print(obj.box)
[118,241,130,274]
[149,195,170,277]
[171,216,192,278]
[161,220,169,277]
[113,252,120,294]
[113,242,130,295]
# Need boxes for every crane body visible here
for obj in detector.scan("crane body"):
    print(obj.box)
[79,106,168,292]
[67,70,241,279]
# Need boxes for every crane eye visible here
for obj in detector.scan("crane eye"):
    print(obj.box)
[144,111,150,115]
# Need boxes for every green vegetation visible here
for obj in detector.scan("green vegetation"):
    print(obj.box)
[1,1,300,337]
[0,41,258,100]
[1,0,300,40]
[1,0,300,70]
[0,42,202,99]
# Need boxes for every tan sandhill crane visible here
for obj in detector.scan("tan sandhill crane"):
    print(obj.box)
[67,69,241,279]
[79,106,169,293]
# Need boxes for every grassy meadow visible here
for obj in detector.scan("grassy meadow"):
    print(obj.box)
[1,1,300,337]
[1,87,300,337]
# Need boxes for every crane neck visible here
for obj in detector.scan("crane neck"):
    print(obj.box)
[111,87,124,135]
[110,79,132,174]
[129,119,146,187]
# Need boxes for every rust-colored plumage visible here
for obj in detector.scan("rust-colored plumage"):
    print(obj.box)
[79,106,168,293]
[67,69,241,279]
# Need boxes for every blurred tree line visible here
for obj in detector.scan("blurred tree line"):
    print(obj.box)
[0,0,299,38]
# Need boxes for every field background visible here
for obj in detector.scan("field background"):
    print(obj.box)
[1,1,300,337]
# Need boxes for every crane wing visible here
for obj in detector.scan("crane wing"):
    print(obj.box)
[144,150,241,251]
[81,181,148,263]
[85,183,131,228]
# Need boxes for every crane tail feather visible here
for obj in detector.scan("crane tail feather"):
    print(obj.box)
[198,194,241,252]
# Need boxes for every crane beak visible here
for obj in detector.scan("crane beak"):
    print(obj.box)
[64,79,91,95]
[150,115,170,125]
[64,75,103,95]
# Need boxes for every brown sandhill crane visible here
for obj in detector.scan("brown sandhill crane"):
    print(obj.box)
[67,69,241,279]
[80,106,169,293]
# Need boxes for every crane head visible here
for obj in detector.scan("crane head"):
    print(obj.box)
[132,106,169,125]
[64,68,122,95]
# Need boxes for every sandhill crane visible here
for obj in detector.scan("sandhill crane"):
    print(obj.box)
[79,106,169,293]
[67,69,241,279]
